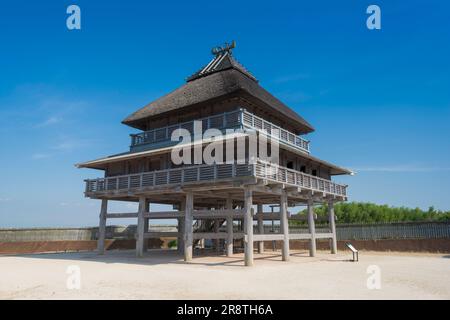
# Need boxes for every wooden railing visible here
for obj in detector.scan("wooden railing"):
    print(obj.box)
[254,160,347,197]
[85,163,255,193]
[241,110,310,153]
[85,160,346,197]
[129,109,310,154]
[130,109,242,147]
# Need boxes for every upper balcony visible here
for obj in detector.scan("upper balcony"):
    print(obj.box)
[129,109,310,153]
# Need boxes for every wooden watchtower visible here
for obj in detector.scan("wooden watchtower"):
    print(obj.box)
[77,42,352,266]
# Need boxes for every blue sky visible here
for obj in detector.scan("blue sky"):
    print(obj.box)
[0,0,449,227]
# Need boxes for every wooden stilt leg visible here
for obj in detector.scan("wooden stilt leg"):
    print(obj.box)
[226,198,233,257]
[328,200,338,254]
[257,204,264,254]
[307,199,316,257]
[184,192,194,261]
[143,200,150,252]
[280,190,290,261]
[136,197,146,257]
[244,187,253,266]
[177,201,185,254]
[97,199,108,254]
[214,219,220,254]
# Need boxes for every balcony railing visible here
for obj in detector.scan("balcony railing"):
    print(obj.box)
[130,108,310,153]
[241,111,310,153]
[254,160,347,197]
[130,109,242,148]
[85,160,346,197]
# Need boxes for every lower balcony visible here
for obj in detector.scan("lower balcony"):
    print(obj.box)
[84,160,347,200]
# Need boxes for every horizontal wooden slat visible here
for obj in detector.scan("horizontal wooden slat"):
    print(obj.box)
[143,211,185,219]
[253,234,285,241]
[143,232,178,238]
[193,209,245,218]
[193,232,228,240]
[106,213,138,218]
[289,233,312,240]
[315,232,334,239]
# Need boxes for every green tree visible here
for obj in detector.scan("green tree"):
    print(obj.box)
[293,202,450,224]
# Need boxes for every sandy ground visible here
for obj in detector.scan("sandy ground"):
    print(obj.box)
[1,249,449,299]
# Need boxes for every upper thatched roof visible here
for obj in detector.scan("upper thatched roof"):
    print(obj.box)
[186,50,257,82]
[122,47,314,134]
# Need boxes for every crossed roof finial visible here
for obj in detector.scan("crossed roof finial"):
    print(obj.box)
[211,40,236,56]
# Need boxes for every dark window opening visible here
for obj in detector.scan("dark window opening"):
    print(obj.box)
[287,161,294,169]
[300,166,306,173]
[312,169,317,176]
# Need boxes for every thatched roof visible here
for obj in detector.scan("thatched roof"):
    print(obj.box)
[186,50,257,82]
[122,50,314,134]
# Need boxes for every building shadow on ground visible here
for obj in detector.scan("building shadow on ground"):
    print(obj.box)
[8,249,349,267]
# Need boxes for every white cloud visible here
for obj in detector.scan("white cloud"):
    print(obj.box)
[51,138,93,152]
[31,153,52,160]
[35,116,62,128]
[0,197,11,202]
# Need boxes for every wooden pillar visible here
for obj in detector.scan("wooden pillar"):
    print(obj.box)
[177,201,185,254]
[280,190,290,261]
[184,192,194,261]
[226,198,233,257]
[97,199,108,254]
[136,196,146,257]
[328,200,338,254]
[214,219,220,253]
[307,199,316,257]
[257,204,264,254]
[143,200,150,252]
[244,187,253,266]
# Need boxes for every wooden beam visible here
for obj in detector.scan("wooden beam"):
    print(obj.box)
[289,233,312,240]
[280,190,290,261]
[232,232,245,239]
[328,200,337,254]
[307,198,316,257]
[177,201,185,254]
[192,209,245,219]
[214,218,220,253]
[257,204,264,254]
[144,232,178,238]
[244,187,253,266]
[184,192,194,262]
[136,196,146,257]
[97,199,108,255]
[143,199,150,252]
[226,197,233,257]
[193,232,228,240]
[253,234,284,241]
[143,211,184,219]
[106,212,138,219]
[316,232,334,239]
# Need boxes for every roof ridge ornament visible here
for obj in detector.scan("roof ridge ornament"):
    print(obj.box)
[211,40,236,56]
